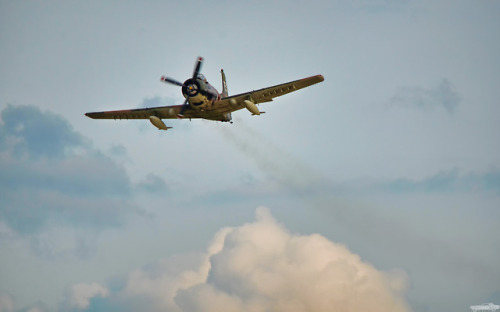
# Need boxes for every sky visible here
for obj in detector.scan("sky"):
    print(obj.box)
[1,0,499,311]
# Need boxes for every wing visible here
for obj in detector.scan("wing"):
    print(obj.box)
[85,104,198,120]
[86,75,324,121]
[219,74,324,108]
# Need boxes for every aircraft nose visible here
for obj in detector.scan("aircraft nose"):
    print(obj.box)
[182,78,200,97]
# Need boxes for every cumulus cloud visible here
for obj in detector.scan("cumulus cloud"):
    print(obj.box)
[96,207,410,312]
[0,105,134,236]
[64,283,109,310]
[0,105,84,159]
[0,293,47,312]
[0,294,14,312]
[389,79,461,114]
[382,167,500,194]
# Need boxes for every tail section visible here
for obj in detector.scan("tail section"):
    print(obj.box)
[221,69,228,98]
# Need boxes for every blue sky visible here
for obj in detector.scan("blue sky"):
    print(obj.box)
[1,1,499,311]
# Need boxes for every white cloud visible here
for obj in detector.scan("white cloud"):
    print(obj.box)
[65,283,109,310]
[116,207,410,312]
[123,228,232,311]
[0,294,14,312]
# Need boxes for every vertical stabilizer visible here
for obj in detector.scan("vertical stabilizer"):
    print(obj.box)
[221,69,228,97]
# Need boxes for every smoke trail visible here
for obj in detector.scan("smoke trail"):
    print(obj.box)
[214,117,357,225]
[215,118,326,193]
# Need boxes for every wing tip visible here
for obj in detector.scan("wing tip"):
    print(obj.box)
[85,112,106,119]
[310,74,324,82]
[301,74,324,84]
[85,112,98,119]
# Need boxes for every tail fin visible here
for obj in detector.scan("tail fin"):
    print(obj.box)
[221,69,228,98]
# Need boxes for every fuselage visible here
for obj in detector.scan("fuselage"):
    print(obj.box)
[182,74,220,108]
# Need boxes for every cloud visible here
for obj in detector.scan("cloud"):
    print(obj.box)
[0,294,46,312]
[389,79,461,114]
[0,294,14,312]
[89,207,410,312]
[0,105,134,236]
[381,167,500,194]
[64,283,109,310]
[0,105,85,159]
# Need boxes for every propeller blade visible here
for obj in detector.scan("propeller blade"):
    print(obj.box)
[160,76,183,87]
[192,57,203,79]
[178,98,189,118]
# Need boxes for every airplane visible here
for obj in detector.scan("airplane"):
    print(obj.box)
[85,57,324,130]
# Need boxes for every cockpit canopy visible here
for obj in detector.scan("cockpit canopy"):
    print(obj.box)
[197,74,207,82]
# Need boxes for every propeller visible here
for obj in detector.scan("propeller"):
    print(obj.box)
[179,98,189,117]
[160,76,183,87]
[160,57,204,118]
[192,56,203,79]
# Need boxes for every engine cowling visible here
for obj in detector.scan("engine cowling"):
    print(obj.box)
[182,76,220,109]
[182,79,201,98]
[182,78,210,107]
